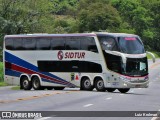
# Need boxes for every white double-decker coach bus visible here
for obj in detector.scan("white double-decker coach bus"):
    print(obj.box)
[3,33,154,93]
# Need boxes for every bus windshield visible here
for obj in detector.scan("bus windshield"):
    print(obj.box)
[118,37,145,54]
[125,57,148,76]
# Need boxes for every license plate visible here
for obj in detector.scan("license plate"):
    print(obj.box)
[135,85,141,88]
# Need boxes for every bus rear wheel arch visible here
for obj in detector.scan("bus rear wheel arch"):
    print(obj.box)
[81,77,93,91]
[20,76,32,90]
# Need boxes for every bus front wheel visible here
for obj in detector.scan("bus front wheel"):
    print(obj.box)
[21,77,32,90]
[118,88,130,93]
[95,79,106,92]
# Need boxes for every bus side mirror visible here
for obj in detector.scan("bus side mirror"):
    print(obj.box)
[146,51,155,63]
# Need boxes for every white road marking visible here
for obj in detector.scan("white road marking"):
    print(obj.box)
[120,94,124,96]
[37,117,52,120]
[83,104,93,107]
[151,109,160,120]
[106,97,112,100]
[138,88,142,90]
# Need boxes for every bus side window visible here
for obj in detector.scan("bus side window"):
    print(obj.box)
[14,38,24,50]
[65,37,80,50]
[5,38,14,50]
[36,38,51,50]
[51,38,65,50]
[81,37,98,53]
[23,38,36,50]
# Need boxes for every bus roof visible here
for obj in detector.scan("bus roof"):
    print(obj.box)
[94,32,138,37]
[4,33,96,39]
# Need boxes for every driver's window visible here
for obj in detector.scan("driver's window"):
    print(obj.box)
[98,36,119,51]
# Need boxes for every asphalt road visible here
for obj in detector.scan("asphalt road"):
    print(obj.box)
[0,59,160,120]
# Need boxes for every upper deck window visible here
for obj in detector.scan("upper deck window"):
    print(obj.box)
[36,38,51,50]
[65,37,80,50]
[5,36,98,53]
[51,38,65,50]
[98,36,119,51]
[118,37,145,54]
[23,38,36,50]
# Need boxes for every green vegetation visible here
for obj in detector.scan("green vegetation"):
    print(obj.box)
[0,0,160,57]
[0,62,3,81]
[0,81,7,86]
[147,51,160,59]
[0,62,6,87]
[11,86,20,90]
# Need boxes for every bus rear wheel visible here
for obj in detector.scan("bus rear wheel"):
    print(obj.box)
[106,88,116,92]
[118,88,130,93]
[81,78,93,91]
[53,87,65,90]
[95,79,106,92]
[32,77,43,90]
[21,77,32,90]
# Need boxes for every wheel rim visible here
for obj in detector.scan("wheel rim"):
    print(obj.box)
[33,79,39,89]
[97,80,104,89]
[23,79,29,88]
[84,79,91,89]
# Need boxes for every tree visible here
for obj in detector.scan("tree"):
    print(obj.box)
[78,1,122,32]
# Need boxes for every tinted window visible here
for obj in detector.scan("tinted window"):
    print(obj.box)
[103,52,123,74]
[5,38,14,50]
[51,38,65,50]
[81,37,98,53]
[66,37,80,50]
[126,57,148,76]
[38,61,102,73]
[23,38,36,50]
[14,38,24,50]
[119,37,145,54]
[36,38,50,50]
[98,36,119,51]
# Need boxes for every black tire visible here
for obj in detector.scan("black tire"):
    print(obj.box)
[81,78,93,91]
[106,88,116,92]
[118,88,130,93]
[53,87,65,90]
[95,79,106,92]
[32,77,43,90]
[21,77,32,90]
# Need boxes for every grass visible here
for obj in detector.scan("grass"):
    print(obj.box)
[0,62,6,87]
[11,86,20,90]
[147,51,160,59]
[0,81,8,86]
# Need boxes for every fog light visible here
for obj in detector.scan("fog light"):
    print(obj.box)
[123,83,127,87]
